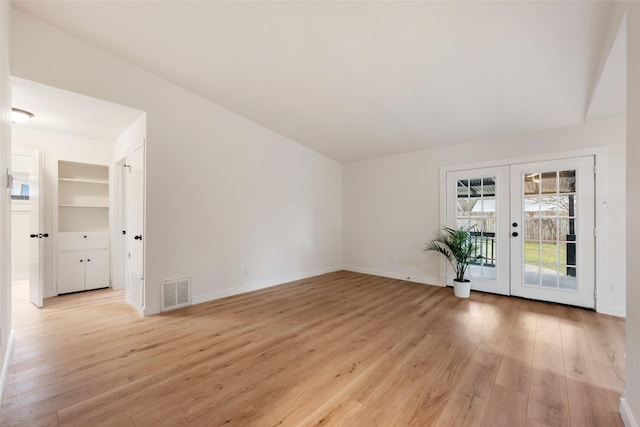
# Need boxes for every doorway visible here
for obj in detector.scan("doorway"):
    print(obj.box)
[11,77,146,312]
[446,156,596,308]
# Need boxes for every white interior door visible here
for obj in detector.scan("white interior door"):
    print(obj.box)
[126,144,145,309]
[446,166,510,295]
[128,146,144,279]
[28,151,44,307]
[446,156,595,308]
[510,157,595,308]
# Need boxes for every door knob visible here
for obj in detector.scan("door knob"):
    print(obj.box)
[512,222,518,227]
[512,232,519,237]
[134,235,142,240]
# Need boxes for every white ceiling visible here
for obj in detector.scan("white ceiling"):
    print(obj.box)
[13,1,625,162]
[12,77,144,143]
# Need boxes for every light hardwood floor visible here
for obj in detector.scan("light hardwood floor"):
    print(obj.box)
[1,271,625,426]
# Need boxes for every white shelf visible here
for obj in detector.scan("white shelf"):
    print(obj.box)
[58,160,110,233]
[58,177,108,185]
[59,204,109,208]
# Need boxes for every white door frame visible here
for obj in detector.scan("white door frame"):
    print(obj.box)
[28,150,45,307]
[112,157,127,290]
[439,147,608,313]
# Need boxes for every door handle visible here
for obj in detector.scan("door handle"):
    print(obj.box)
[42,233,49,238]
[512,232,519,237]
[30,234,38,238]
[134,235,142,240]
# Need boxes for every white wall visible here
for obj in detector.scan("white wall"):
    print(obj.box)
[13,127,112,161]
[344,116,626,317]
[623,3,640,427]
[13,127,112,297]
[0,0,12,403]
[10,11,343,314]
[112,114,145,163]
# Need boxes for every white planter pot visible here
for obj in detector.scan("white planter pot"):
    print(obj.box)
[453,280,471,298]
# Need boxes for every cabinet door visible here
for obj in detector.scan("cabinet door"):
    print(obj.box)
[85,249,110,290]
[58,232,110,251]
[58,251,85,294]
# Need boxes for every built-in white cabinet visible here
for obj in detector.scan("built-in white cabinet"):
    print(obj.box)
[58,161,109,232]
[57,247,109,294]
[57,251,85,294]
[56,160,110,294]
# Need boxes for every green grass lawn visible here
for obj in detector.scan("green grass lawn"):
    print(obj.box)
[524,242,568,272]
[477,241,571,273]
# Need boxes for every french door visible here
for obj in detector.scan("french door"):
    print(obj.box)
[446,156,595,308]
[447,167,510,295]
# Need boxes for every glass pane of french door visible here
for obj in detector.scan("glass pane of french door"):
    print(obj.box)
[446,167,509,295]
[523,170,577,290]
[457,176,497,280]
[510,157,595,308]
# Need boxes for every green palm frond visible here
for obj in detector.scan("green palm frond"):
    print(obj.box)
[424,225,483,281]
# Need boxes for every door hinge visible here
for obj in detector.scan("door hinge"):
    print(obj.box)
[5,169,13,189]
[594,227,597,237]
[593,162,598,175]
[594,288,597,300]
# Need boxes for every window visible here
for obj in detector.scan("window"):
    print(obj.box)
[11,172,29,200]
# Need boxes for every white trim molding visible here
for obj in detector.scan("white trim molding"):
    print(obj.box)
[190,266,343,307]
[621,395,639,427]
[343,265,441,287]
[0,329,15,407]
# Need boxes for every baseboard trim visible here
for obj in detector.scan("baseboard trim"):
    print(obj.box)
[343,265,441,286]
[621,396,639,427]
[0,329,15,408]
[191,266,343,306]
[598,305,626,318]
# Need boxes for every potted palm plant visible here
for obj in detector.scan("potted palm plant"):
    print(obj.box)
[425,225,482,298]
